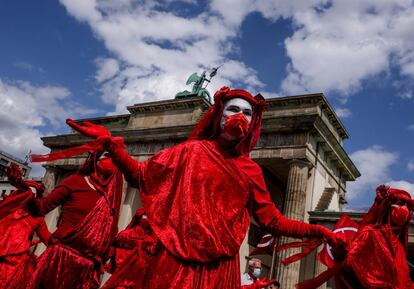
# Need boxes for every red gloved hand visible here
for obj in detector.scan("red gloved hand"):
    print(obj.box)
[330,231,348,262]
[6,163,23,188]
[66,118,111,138]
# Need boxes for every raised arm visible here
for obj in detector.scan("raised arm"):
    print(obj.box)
[66,118,143,188]
[250,169,336,244]
[108,138,142,188]
[28,175,75,216]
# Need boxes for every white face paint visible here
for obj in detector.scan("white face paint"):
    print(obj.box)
[220,98,253,141]
[220,98,253,127]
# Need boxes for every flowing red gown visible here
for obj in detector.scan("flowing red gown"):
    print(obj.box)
[296,186,414,289]
[102,217,154,289]
[0,191,50,289]
[64,86,335,289]
[28,172,123,289]
[111,139,333,289]
[335,224,412,289]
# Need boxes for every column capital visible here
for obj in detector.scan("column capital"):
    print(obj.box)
[43,163,58,171]
[288,158,312,169]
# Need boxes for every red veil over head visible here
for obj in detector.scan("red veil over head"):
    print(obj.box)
[360,184,414,251]
[189,86,267,154]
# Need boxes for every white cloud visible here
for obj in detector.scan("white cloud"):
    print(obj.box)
[95,58,120,83]
[408,160,414,171]
[57,0,414,110]
[398,91,412,99]
[275,0,414,98]
[58,0,269,113]
[347,146,398,200]
[13,61,45,73]
[335,108,352,118]
[386,180,414,197]
[408,124,414,131]
[0,79,96,176]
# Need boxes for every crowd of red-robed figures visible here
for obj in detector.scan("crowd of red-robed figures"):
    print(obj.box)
[1,86,414,289]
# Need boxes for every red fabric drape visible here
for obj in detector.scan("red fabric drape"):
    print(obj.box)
[296,185,414,289]
[140,139,251,263]
[142,246,241,289]
[0,208,49,289]
[102,210,153,289]
[28,171,123,289]
[1,164,50,289]
[335,225,410,289]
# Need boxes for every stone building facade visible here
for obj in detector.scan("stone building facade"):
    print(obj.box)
[0,150,31,199]
[37,93,360,287]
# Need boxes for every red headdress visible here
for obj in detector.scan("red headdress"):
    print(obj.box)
[359,184,414,250]
[188,86,267,155]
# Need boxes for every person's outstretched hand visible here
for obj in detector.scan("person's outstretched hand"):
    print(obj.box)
[66,118,111,138]
[330,231,348,262]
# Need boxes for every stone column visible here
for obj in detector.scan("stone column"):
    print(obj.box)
[314,250,328,289]
[275,159,311,288]
[42,164,59,193]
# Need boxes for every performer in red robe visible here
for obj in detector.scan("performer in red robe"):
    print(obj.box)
[294,185,414,289]
[68,86,339,289]
[102,208,156,289]
[0,164,50,289]
[335,185,414,289]
[28,148,123,289]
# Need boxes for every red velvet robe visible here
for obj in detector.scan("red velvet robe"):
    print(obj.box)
[112,139,331,289]
[28,172,123,289]
[336,224,412,289]
[0,206,50,289]
[102,224,152,289]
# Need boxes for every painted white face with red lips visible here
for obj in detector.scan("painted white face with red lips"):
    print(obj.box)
[221,98,253,124]
[220,98,253,141]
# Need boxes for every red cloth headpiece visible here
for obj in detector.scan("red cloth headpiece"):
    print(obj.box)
[189,86,267,154]
[360,184,414,251]
[360,185,414,226]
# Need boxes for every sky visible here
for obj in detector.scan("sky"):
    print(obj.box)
[0,0,414,208]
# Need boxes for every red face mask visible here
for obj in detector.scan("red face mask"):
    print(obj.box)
[221,113,249,140]
[96,157,116,178]
[390,204,410,226]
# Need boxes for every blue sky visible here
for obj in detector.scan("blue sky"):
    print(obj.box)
[1,0,413,208]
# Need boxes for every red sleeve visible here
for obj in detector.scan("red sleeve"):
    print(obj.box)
[110,146,142,188]
[248,162,334,242]
[29,174,76,216]
[34,218,51,245]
